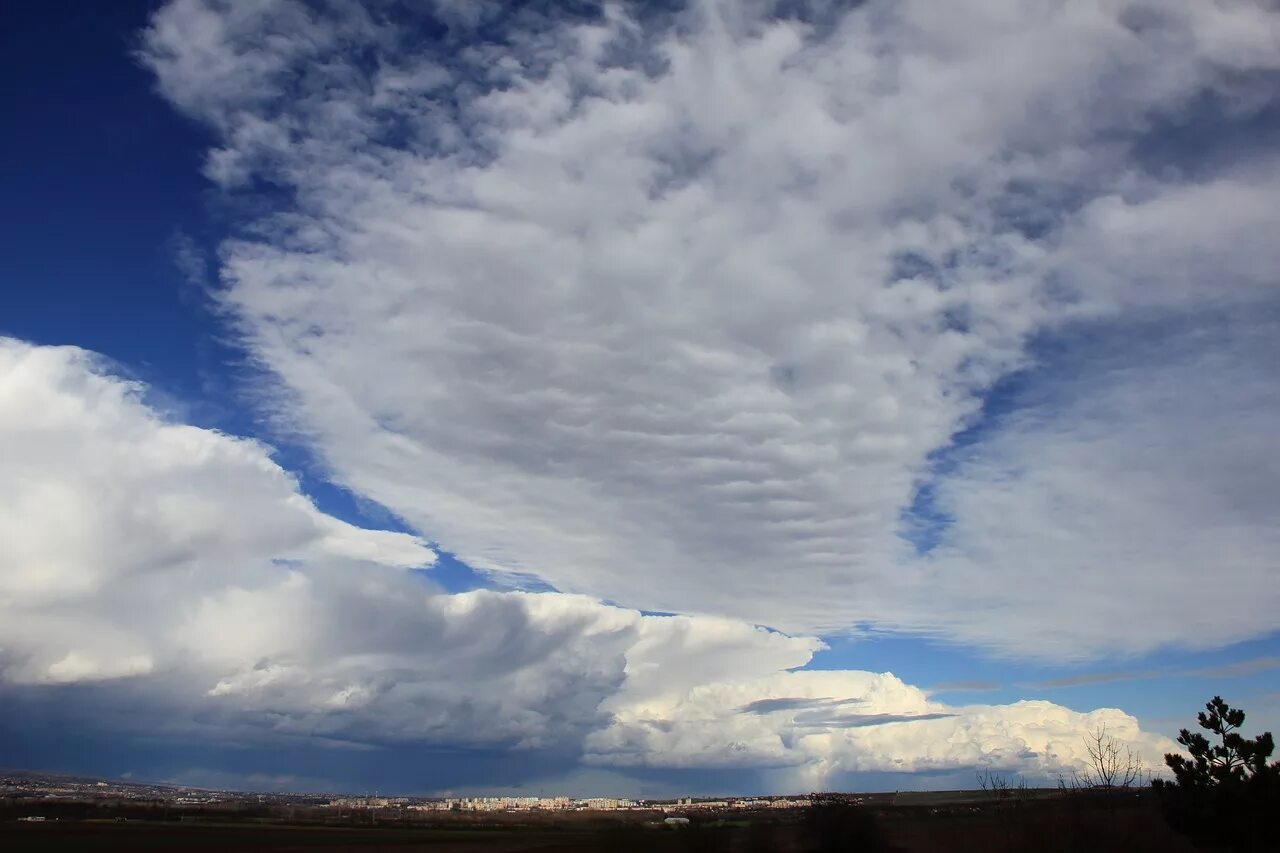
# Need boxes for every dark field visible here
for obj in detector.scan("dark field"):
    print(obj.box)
[3,821,604,852]
[1,793,1203,852]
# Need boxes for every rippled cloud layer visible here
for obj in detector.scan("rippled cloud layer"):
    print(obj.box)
[134,0,1280,658]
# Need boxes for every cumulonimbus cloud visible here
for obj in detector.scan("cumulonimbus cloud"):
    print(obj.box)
[0,337,1176,780]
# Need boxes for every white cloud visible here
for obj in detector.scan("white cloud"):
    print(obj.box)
[0,339,428,606]
[0,338,430,681]
[0,337,1176,781]
[590,670,1175,789]
[885,315,1280,658]
[136,0,1280,658]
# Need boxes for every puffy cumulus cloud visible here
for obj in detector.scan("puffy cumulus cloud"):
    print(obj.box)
[0,337,430,684]
[589,669,1175,788]
[138,0,1280,655]
[0,338,1175,781]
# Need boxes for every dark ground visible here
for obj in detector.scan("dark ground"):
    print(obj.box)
[1,792,1203,851]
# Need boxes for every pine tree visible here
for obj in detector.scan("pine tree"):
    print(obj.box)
[1164,697,1277,788]
[1154,697,1280,851]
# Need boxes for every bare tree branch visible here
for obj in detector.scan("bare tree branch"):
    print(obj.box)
[1076,725,1144,789]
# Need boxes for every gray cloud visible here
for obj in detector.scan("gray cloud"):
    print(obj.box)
[1193,657,1280,679]
[1031,671,1159,690]
[886,311,1280,658]
[136,0,1280,660]
[794,711,958,729]
[931,681,1001,693]
[739,696,860,715]
[0,337,1178,784]
[1030,656,1280,689]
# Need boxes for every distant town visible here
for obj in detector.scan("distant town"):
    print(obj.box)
[1,769,819,814]
[3,767,1204,851]
[329,794,815,813]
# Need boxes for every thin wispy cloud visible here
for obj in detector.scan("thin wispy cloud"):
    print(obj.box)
[739,696,861,715]
[931,681,1002,694]
[168,230,210,293]
[1192,657,1280,679]
[1028,657,1280,689]
[793,712,958,729]
[1031,671,1162,690]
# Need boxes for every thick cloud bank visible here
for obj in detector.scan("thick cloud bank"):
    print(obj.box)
[139,0,1280,657]
[0,338,1174,783]
[0,339,430,685]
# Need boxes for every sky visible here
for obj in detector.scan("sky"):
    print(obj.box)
[1,0,1278,797]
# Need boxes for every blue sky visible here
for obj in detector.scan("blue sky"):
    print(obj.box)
[4,2,212,389]
[2,0,1279,796]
